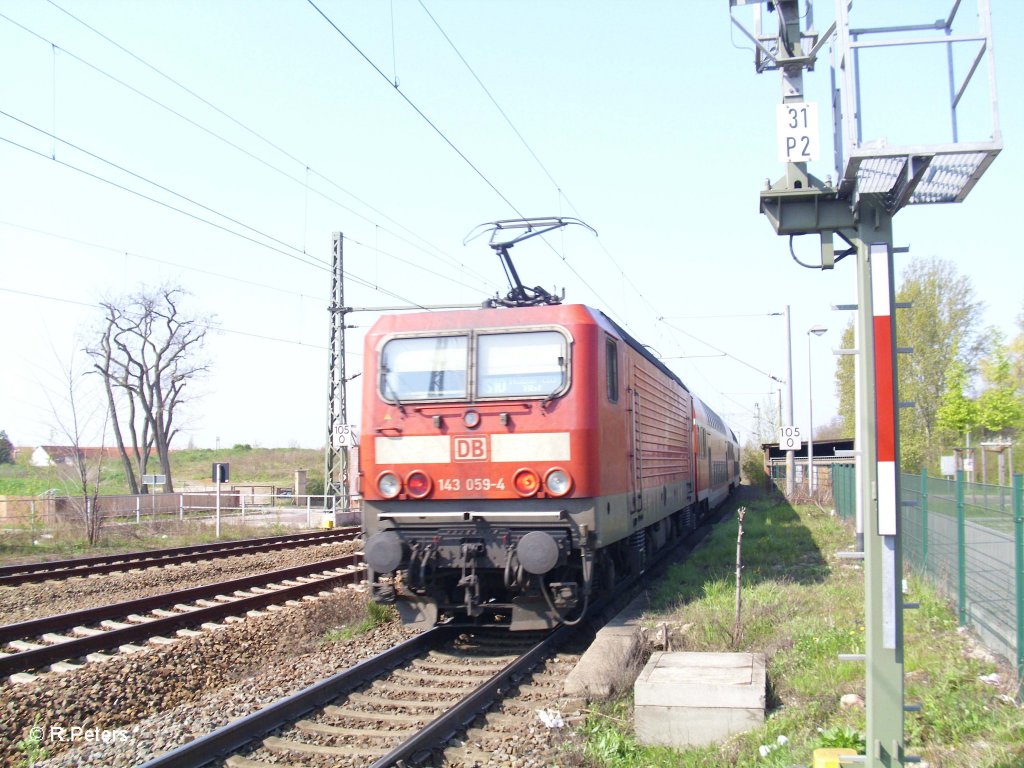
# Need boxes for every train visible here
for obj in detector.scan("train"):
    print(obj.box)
[359,301,740,630]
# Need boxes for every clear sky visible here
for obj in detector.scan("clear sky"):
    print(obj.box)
[1,0,1020,453]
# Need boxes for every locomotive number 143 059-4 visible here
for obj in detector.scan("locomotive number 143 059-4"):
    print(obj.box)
[438,477,506,492]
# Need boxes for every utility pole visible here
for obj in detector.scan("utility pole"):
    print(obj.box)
[325,232,352,522]
[729,2,1001,765]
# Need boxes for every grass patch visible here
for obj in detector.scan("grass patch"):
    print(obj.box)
[0,447,323,496]
[565,489,1024,768]
[323,600,397,643]
[0,520,295,565]
[0,447,326,560]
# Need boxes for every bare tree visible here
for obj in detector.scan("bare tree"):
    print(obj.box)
[87,286,212,493]
[43,353,109,545]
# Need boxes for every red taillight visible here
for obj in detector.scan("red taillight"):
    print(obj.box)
[405,470,432,499]
[512,468,541,497]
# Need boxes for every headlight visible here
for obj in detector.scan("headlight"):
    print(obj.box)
[377,471,401,499]
[512,468,540,497]
[544,468,573,497]
[405,470,432,499]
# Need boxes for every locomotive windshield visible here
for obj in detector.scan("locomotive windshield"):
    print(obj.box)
[379,329,568,402]
[380,335,468,400]
[477,331,566,397]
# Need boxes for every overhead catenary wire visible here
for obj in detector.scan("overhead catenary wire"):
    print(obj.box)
[415,5,753,402]
[306,0,526,220]
[0,114,438,309]
[0,128,329,274]
[5,5,773,440]
[0,220,320,302]
[0,285,349,353]
[415,1,664,331]
[11,4,495,287]
[658,318,784,384]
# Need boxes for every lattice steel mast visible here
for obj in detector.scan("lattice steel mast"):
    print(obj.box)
[325,232,351,518]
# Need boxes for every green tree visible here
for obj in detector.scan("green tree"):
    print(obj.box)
[835,321,855,436]
[935,358,978,444]
[0,430,13,464]
[976,341,1024,436]
[896,259,986,470]
[1008,307,1024,393]
[834,257,986,471]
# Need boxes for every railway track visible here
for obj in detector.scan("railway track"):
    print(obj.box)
[139,624,581,768]
[128,502,732,767]
[0,526,360,586]
[0,554,365,679]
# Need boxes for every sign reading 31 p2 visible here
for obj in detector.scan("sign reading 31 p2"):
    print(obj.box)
[776,101,820,163]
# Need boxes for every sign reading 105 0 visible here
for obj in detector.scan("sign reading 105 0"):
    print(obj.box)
[777,426,803,451]
[776,101,820,163]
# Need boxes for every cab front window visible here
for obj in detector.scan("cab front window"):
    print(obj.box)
[477,331,567,398]
[380,335,468,401]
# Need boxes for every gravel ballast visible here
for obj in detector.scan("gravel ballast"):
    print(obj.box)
[0,539,361,625]
[3,586,414,767]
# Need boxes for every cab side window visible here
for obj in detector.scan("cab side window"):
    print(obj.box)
[606,338,619,403]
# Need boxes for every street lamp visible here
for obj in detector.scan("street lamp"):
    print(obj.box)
[807,325,827,495]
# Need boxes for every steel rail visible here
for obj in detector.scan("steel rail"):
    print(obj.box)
[132,502,732,767]
[137,625,457,768]
[0,527,359,586]
[0,555,365,677]
[0,554,365,645]
[368,624,572,768]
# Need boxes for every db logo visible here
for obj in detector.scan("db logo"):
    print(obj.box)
[453,436,488,462]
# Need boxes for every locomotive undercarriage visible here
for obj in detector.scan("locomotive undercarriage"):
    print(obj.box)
[366,521,592,630]
[363,496,707,630]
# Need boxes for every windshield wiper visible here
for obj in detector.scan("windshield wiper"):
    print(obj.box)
[380,366,406,414]
[541,356,566,410]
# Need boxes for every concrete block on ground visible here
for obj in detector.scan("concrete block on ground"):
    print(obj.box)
[562,594,647,701]
[635,651,766,748]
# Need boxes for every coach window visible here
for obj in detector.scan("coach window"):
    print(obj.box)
[606,338,619,402]
[477,331,567,398]
[380,335,468,401]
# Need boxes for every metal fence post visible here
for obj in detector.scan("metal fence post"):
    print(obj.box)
[1013,473,1023,702]
[920,468,928,571]
[957,469,967,626]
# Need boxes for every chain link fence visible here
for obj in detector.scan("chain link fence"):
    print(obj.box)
[833,464,1024,698]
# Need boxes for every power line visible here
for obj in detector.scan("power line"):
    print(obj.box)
[0,126,327,273]
[2,109,330,267]
[1,108,443,307]
[414,1,658,331]
[417,0,562,194]
[658,317,784,383]
[305,0,525,219]
[0,220,320,302]
[0,285,348,353]
[11,5,495,288]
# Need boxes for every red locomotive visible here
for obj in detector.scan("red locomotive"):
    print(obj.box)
[360,219,739,630]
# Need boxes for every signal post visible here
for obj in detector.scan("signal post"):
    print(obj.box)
[729,1,1001,765]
